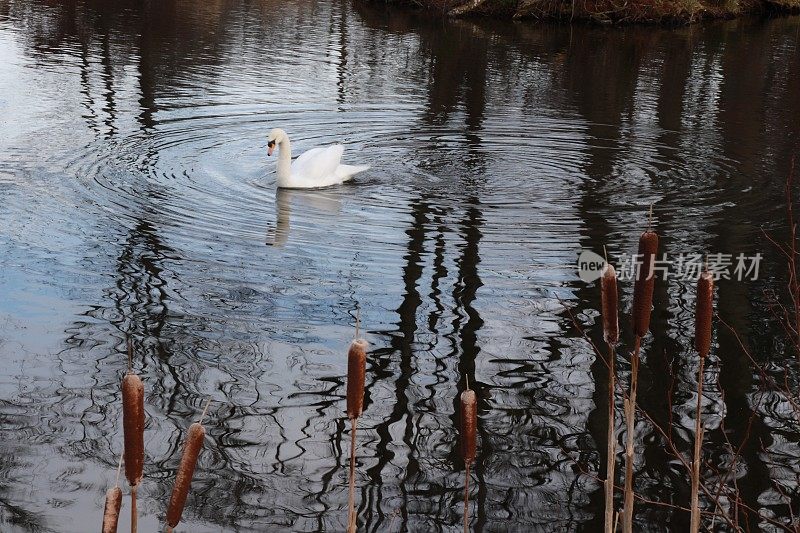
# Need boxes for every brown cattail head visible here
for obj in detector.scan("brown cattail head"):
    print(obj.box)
[694,271,714,357]
[600,263,619,345]
[460,389,477,463]
[102,486,122,533]
[632,230,659,338]
[167,422,206,529]
[346,339,367,420]
[122,373,144,487]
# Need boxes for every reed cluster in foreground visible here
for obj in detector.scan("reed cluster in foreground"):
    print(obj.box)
[341,316,481,533]
[100,341,211,533]
[596,214,719,533]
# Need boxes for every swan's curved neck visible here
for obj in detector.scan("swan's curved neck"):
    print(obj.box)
[276,136,292,185]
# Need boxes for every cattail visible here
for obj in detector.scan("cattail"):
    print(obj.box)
[346,339,367,420]
[600,263,619,345]
[460,383,477,533]
[102,486,122,533]
[601,262,619,532]
[122,373,144,487]
[460,389,477,462]
[102,452,124,533]
[694,271,714,358]
[622,228,657,533]
[166,420,206,529]
[632,230,659,338]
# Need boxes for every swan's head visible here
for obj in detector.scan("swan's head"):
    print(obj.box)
[267,128,287,156]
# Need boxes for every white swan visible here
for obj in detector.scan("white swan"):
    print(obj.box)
[267,128,370,189]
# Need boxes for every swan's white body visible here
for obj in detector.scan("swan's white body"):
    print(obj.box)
[267,128,369,189]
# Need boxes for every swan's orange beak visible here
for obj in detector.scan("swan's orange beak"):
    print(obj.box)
[267,140,276,156]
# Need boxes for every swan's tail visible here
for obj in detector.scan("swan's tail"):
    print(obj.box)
[336,164,370,181]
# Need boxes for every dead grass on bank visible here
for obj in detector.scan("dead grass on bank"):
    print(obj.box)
[372,0,800,24]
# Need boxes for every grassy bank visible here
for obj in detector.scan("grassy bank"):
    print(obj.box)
[370,0,800,24]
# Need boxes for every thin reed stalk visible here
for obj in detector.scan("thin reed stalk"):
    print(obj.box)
[604,343,616,533]
[131,488,138,533]
[463,463,471,533]
[622,337,640,533]
[347,419,358,533]
[690,357,705,532]
[166,400,211,532]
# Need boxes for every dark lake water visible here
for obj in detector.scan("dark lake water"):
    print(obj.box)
[1,1,799,531]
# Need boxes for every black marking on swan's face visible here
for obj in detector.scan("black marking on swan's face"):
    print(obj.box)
[267,140,276,148]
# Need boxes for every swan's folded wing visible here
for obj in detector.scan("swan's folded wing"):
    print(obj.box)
[292,145,344,182]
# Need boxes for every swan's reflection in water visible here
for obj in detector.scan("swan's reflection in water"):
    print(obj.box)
[266,187,345,246]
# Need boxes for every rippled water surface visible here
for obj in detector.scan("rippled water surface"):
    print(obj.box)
[1,1,800,531]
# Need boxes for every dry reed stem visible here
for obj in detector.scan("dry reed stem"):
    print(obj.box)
[461,384,477,533]
[122,374,144,488]
[347,418,358,533]
[604,343,616,533]
[622,336,641,533]
[116,452,123,487]
[632,231,658,337]
[601,264,619,346]
[347,339,368,420]
[166,422,206,529]
[695,272,714,358]
[102,486,122,533]
[463,463,471,533]
[131,487,138,533]
[690,356,705,532]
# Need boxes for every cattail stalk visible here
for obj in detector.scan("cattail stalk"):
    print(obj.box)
[690,360,705,533]
[122,340,145,533]
[601,263,619,346]
[166,400,211,532]
[604,342,616,533]
[600,263,618,533]
[461,380,477,533]
[346,338,367,533]
[122,343,145,488]
[102,487,123,533]
[690,271,714,532]
[622,337,640,533]
[101,453,124,533]
[631,231,659,338]
[347,418,358,533]
[122,375,145,489]
[347,340,367,420]
[623,226,658,533]
[694,272,714,359]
